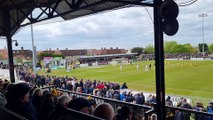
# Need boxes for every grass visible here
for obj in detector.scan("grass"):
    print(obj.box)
[37,60,213,105]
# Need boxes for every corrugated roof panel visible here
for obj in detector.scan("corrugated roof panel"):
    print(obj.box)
[60,1,126,20]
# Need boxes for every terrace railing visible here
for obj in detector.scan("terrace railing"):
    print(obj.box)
[42,86,213,120]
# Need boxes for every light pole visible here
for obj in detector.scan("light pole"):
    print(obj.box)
[31,24,37,78]
[198,13,207,59]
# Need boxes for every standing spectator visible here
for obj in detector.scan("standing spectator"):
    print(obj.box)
[193,102,206,120]
[134,92,145,105]
[206,101,213,120]
[121,82,128,89]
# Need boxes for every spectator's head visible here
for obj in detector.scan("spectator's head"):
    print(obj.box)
[33,88,43,97]
[57,95,71,108]
[93,103,114,120]
[0,92,7,107]
[68,97,91,114]
[119,106,132,120]
[166,96,171,101]
[150,113,157,120]
[11,83,31,103]
[44,92,55,102]
[209,101,213,106]
[51,88,59,97]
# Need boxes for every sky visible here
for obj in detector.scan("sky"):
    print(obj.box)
[0,0,212,51]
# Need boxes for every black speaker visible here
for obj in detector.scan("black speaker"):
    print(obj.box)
[162,19,179,36]
[160,0,179,36]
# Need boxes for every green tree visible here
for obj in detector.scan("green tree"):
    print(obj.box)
[131,47,144,55]
[164,41,178,53]
[209,44,213,53]
[145,44,154,54]
[198,43,208,53]
[53,54,64,58]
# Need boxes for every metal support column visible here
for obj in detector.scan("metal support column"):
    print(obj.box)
[153,0,165,120]
[4,10,15,83]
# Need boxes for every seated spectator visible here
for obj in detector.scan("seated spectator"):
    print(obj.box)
[116,105,132,120]
[0,82,9,95]
[0,92,7,107]
[49,95,71,120]
[39,93,56,120]
[68,97,91,114]
[5,83,14,103]
[5,83,37,120]
[93,103,114,120]
[31,88,44,113]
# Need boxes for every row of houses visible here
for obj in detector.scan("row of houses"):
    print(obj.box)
[0,47,127,60]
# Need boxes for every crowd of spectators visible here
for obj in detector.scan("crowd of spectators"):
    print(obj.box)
[0,65,213,120]
[141,53,210,61]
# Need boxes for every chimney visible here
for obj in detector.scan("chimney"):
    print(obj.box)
[21,47,24,50]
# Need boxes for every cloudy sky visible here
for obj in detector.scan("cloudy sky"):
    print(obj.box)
[0,0,212,50]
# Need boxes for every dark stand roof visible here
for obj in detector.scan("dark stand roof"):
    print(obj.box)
[0,0,153,36]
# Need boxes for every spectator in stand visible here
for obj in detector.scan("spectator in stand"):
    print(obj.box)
[68,97,92,114]
[93,103,114,120]
[165,96,174,120]
[166,96,173,106]
[5,83,37,120]
[193,102,206,120]
[49,95,71,120]
[0,92,7,107]
[116,105,132,120]
[120,91,127,101]
[39,93,56,120]
[121,82,128,89]
[206,101,213,120]
[0,82,9,95]
[126,91,134,102]
[134,92,145,105]
[31,88,44,113]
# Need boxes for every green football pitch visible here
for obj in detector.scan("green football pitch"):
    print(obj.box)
[37,60,213,105]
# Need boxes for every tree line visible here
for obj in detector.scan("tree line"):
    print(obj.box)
[131,41,213,55]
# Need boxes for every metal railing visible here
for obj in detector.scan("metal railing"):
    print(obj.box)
[41,86,213,120]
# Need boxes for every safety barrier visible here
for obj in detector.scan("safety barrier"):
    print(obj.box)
[42,86,213,120]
